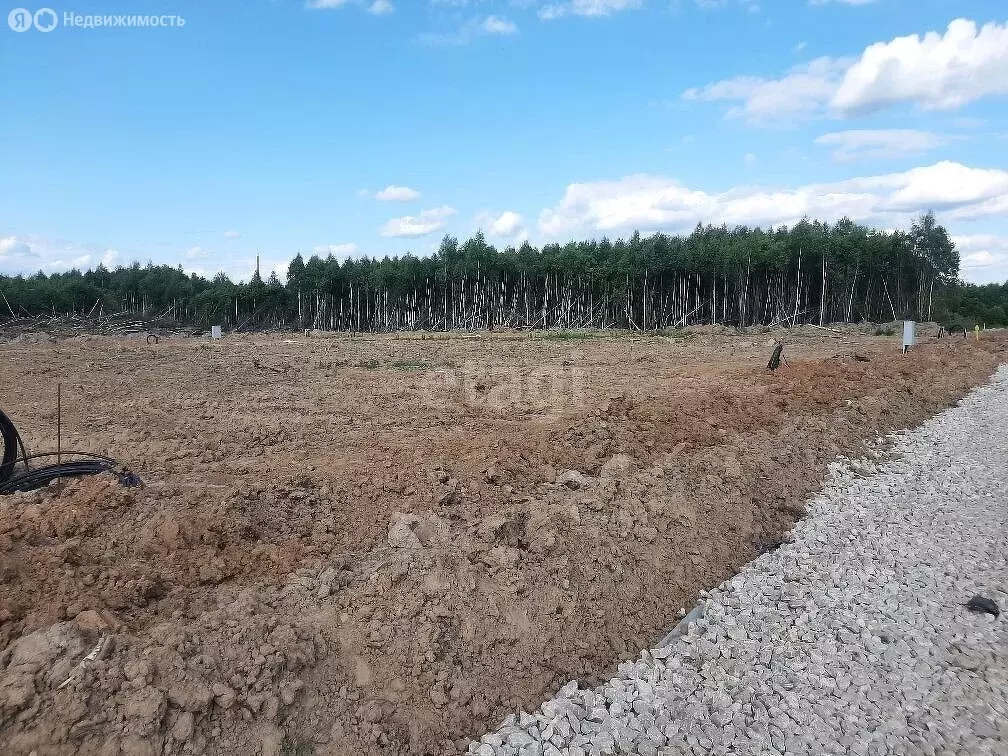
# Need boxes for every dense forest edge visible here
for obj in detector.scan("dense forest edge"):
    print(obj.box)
[2,214,1006,333]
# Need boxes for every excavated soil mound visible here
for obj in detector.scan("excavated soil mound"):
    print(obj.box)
[0,330,1004,754]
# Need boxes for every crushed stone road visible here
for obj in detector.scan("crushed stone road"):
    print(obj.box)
[471,364,1008,756]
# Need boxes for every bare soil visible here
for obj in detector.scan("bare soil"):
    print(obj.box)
[0,326,1004,755]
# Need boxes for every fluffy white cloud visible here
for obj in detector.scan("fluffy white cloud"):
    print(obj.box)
[0,236,35,262]
[380,206,457,238]
[482,15,518,35]
[954,234,1008,284]
[539,0,643,21]
[0,235,119,275]
[814,129,948,162]
[833,19,1008,114]
[0,234,296,285]
[312,243,360,258]
[420,15,520,44]
[809,0,877,6]
[305,0,353,8]
[375,185,422,202]
[307,0,395,11]
[685,19,1008,123]
[683,57,851,125]
[475,210,526,238]
[491,211,524,237]
[537,161,1008,239]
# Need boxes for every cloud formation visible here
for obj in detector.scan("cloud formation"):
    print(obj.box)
[375,185,422,202]
[0,235,119,275]
[954,234,1008,284]
[833,19,1008,114]
[808,0,877,6]
[537,161,1008,239]
[312,243,360,258]
[683,57,851,125]
[380,206,457,237]
[814,129,948,162]
[475,210,526,238]
[306,0,394,12]
[419,15,519,45]
[539,0,643,21]
[684,19,1008,124]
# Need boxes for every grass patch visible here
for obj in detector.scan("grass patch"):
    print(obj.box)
[538,330,612,342]
[280,738,314,756]
[391,359,432,371]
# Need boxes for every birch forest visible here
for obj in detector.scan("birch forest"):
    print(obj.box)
[3,213,1006,331]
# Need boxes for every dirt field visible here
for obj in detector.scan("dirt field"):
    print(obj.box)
[1,326,1004,755]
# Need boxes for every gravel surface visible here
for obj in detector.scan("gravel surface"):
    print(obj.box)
[470,364,1008,756]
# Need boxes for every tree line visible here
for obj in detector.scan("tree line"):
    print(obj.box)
[1,213,1005,332]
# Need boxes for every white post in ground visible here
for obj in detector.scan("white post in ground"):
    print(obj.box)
[903,320,915,354]
[211,325,222,340]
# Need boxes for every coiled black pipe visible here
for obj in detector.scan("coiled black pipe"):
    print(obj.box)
[0,409,28,486]
[0,410,142,494]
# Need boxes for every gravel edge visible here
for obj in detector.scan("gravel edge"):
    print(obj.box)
[469,364,1008,756]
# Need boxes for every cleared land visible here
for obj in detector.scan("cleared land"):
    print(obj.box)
[0,326,1005,755]
[471,364,1008,756]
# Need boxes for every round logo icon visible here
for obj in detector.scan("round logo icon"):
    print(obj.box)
[7,7,33,31]
[33,7,58,31]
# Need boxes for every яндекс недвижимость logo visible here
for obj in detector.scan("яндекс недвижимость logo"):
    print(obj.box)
[8,7,57,32]
[8,8,185,31]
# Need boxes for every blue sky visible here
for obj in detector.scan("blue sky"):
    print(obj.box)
[2,0,1007,282]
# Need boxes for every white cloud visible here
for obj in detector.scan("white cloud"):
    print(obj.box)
[683,56,851,125]
[539,0,643,21]
[814,129,948,162]
[223,230,242,239]
[491,211,524,237]
[694,0,760,9]
[312,243,360,258]
[809,0,877,5]
[0,235,120,275]
[307,0,395,13]
[685,19,1008,124]
[380,206,457,238]
[475,210,526,238]
[375,185,422,202]
[833,19,1008,114]
[482,15,518,35]
[744,152,758,168]
[420,15,520,44]
[0,236,35,262]
[953,117,986,129]
[0,234,295,284]
[953,234,1008,284]
[537,161,1008,240]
